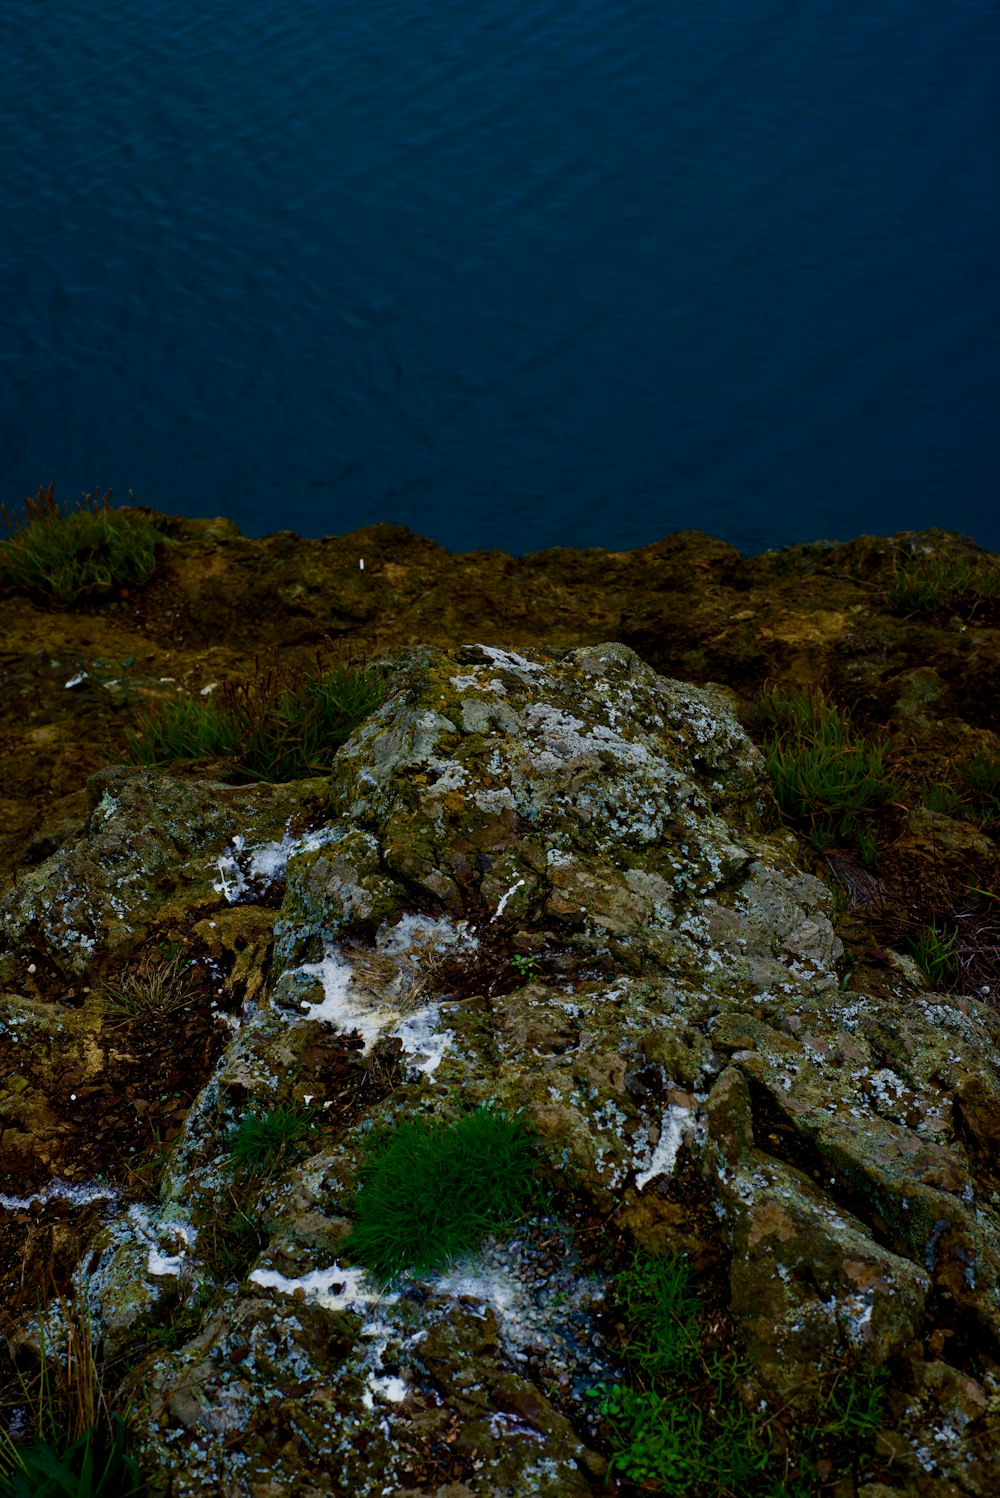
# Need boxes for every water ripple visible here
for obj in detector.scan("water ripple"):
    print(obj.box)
[2,0,998,552]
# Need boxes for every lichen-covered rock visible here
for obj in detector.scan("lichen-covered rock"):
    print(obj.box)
[5,643,1000,1494]
[0,765,332,979]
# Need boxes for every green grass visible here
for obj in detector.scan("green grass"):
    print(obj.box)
[751,687,896,854]
[588,1250,886,1497]
[922,781,961,815]
[123,657,385,781]
[590,1382,775,1495]
[0,484,159,606]
[0,1415,140,1498]
[612,1253,702,1383]
[961,746,1000,798]
[958,747,1000,825]
[124,696,233,766]
[226,1103,320,1178]
[587,1252,771,1496]
[886,550,1000,616]
[919,752,1000,828]
[907,921,959,987]
[344,1107,542,1285]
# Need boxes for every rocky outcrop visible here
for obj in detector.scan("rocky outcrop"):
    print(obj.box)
[2,643,1000,1494]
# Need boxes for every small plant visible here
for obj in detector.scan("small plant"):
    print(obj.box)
[826,874,850,916]
[907,921,958,987]
[143,1285,215,1354]
[124,655,385,782]
[226,1103,319,1177]
[123,696,233,766]
[202,1200,267,1283]
[344,1107,542,1285]
[588,1364,771,1494]
[838,950,856,990]
[99,950,199,1023]
[855,823,879,866]
[960,747,1000,797]
[510,953,539,986]
[588,1251,887,1496]
[588,1249,771,1494]
[0,1291,142,1497]
[0,1416,139,1498]
[816,1372,885,1441]
[752,686,896,853]
[0,484,159,606]
[591,1383,708,1490]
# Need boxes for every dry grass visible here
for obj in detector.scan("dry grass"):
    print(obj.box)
[0,1285,141,1493]
[99,949,199,1024]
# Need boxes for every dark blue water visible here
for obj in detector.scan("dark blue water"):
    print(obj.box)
[3,1,998,556]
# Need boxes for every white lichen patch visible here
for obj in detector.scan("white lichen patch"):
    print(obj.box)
[376,910,478,960]
[214,824,340,903]
[491,876,527,921]
[634,1105,694,1191]
[125,1204,198,1280]
[297,950,394,1052]
[0,1178,119,1211]
[391,1003,450,1076]
[363,1372,408,1407]
[249,1263,395,1316]
[296,944,453,1075]
[474,646,545,677]
[431,1224,615,1397]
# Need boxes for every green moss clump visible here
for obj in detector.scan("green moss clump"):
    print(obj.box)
[344,1107,542,1285]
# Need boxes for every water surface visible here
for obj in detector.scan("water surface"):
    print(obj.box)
[3,0,998,553]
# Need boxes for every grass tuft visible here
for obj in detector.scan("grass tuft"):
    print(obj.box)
[750,686,895,854]
[124,696,233,766]
[99,949,199,1024]
[613,1252,702,1383]
[123,655,385,781]
[922,781,961,815]
[0,484,159,606]
[958,747,1000,826]
[226,1103,320,1178]
[907,921,959,987]
[344,1107,542,1285]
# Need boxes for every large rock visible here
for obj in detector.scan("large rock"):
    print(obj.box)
[3,643,1000,1494]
